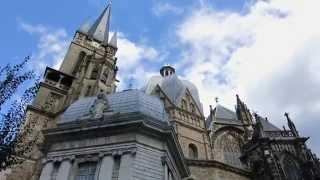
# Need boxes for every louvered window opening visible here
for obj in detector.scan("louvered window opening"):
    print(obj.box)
[50,162,60,180]
[76,162,97,180]
[112,156,121,180]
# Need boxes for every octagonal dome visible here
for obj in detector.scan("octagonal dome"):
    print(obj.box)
[142,66,203,114]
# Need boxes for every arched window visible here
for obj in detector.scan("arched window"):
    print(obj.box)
[282,155,303,180]
[213,132,242,167]
[73,51,86,75]
[190,103,196,113]
[188,144,198,159]
[181,99,187,110]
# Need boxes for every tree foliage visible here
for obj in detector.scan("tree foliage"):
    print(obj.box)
[0,56,39,171]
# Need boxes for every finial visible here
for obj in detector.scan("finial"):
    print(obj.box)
[284,112,290,120]
[215,97,219,104]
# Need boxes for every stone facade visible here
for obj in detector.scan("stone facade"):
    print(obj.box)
[2,3,320,180]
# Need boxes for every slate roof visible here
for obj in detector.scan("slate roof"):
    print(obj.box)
[206,105,243,128]
[142,74,203,114]
[60,90,169,124]
[214,105,243,125]
[260,118,281,131]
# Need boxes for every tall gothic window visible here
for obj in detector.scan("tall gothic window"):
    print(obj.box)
[90,64,99,79]
[73,51,86,75]
[213,132,242,167]
[190,103,196,114]
[76,162,97,180]
[188,144,198,159]
[282,155,303,180]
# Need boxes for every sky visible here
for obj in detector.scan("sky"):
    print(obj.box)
[1,0,320,155]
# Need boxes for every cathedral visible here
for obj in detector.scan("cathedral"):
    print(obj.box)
[1,3,320,180]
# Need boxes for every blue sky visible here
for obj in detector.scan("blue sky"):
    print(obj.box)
[1,0,320,155]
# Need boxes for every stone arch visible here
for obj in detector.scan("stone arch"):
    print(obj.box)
[280,153,303,180]
[212,128,244,167]
[188,143,198,159]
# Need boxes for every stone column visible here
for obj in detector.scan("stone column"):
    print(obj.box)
[118,153,134,180]
[56,159,72,180]
[39,161,54,180]
[98,155,114,180]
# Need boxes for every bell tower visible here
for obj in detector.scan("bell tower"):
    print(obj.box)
[60,3,118,102]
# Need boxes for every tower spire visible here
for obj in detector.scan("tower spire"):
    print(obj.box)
[88,3,111,45]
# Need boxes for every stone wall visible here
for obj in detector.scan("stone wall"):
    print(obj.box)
[188,160,250,180]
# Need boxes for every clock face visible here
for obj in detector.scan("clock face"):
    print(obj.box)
[91,41,100,48]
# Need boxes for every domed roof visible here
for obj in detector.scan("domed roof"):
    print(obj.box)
[60,90,169,124]
[142,74,203,113]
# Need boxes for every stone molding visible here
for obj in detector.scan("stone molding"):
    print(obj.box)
[187,159,251,177]
[44,146,137,164]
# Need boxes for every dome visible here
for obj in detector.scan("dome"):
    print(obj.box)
[60,90,169,124]
[142,74,203,113]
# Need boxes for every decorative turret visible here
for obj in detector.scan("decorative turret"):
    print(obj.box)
[285,112,299,137]
[160,65,175,77]
[109,31,118,49]
[236,94,254,140]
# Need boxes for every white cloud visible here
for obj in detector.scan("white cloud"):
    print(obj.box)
[117,33,158,72]
[19,22,70,72]
[106,32,160,91]
[175,0,320,153]
[152,2,184,17]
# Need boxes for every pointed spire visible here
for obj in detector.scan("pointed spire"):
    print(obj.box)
[88,3,111,45]
[236,94,253,125]
[109,31,117,48]
[253,113,265,138]
[285,112,299,137]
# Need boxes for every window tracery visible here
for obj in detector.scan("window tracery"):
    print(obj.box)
[282,155,303,180]
[213,131,242,167]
